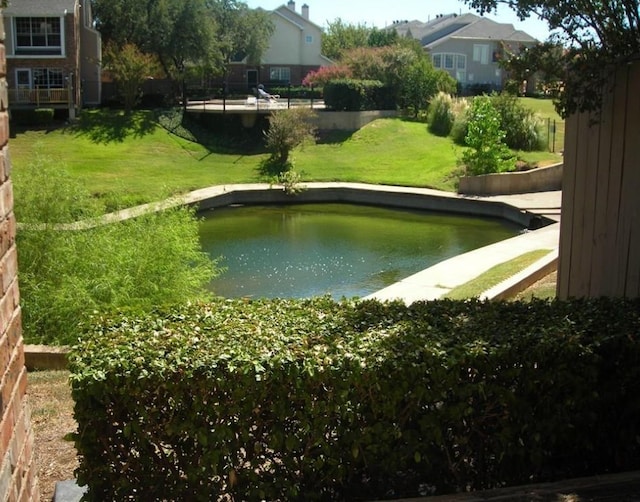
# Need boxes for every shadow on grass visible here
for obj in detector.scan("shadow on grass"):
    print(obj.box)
[257,157,289,177]
[158,108,269,156]
[63,109,157,144]
[316,129,356,144]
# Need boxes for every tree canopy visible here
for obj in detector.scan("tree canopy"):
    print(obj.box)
[463,0,640,116]
[92,0,272,91]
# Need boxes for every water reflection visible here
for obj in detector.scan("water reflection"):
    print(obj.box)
[199,203,521,299]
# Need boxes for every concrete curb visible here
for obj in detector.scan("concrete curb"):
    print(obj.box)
[24,344,69,370]
[481,250,558,301]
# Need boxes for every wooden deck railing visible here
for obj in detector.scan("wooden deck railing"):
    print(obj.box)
[9,87,69,105]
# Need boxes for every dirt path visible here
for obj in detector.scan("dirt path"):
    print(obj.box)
[28,370,78,501]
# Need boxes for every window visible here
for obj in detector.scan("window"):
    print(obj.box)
[444,54,454,69]
[305,35,313,44]
[15,17,62,55]
[269,67,291,83]
[473,44,490,65]
[33,68,65,89]
[433,53,465,72]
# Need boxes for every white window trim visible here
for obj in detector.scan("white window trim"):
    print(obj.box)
[12,16,66,57]
[269,66,291,82]
[473,44,490,65]
[432,53,466,72]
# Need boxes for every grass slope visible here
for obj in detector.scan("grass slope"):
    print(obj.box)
[10,101,562,206]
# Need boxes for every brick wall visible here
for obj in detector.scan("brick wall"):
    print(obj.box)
[0,8,39,502]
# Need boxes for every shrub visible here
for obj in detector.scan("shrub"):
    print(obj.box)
[461,96,516,175]
[491,93,547,151]
[268,85,323,100]
[10,108,55,126]
[302,65,353,87]
[450,98,471,145]
[427,92,455,136]
[263,107,317,168]
[323,78,391,111]
[71,297,640,501]
[13,156,219,345]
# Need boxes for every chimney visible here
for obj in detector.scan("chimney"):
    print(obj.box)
[287,0,295,11]
[301,4,309,20]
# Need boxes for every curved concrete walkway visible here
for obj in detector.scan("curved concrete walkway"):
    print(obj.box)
[367,190,561,303]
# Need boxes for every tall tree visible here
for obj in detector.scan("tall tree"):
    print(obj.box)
[91,0,151,47]
[206,0,274,86]
[322,19,372,61]
[93,0,216,101]
[147,0,216,96]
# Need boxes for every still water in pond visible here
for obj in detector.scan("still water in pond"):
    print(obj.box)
[199,203,522,299]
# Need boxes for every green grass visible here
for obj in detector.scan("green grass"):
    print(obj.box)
[444,249,553,300]
[9,107,562,207]
[520,97,565,154]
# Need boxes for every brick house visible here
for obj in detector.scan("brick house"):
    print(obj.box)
[226,1,333,91]
[2,0,101,114]
[0,4,39,500]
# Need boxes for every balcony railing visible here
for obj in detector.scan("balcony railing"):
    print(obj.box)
[9,87,70,106]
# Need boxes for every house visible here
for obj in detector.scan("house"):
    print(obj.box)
[228,1,332,91]
[2,0,101,115]
[392,13,537,93]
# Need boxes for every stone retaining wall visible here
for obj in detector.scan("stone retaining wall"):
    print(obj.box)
[458,163,563,196]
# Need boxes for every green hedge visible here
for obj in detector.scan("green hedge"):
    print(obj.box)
[70,297,640,501]
[268,85,323,100]
[323,79,394,111]
[10,107,55,126]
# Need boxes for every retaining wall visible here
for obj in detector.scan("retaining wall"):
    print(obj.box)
[458,163,563,196]
[191,183,541,229]
[312,110,398,130]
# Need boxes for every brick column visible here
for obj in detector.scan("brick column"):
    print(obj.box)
[0,8,39,502]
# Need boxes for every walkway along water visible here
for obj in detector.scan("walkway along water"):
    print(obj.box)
[70,183,563,304]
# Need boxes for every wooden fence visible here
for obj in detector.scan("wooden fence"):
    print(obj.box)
[558,59,640,298]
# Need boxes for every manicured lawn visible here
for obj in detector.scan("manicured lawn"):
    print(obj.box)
[520,97,565,153]
[9,107,562,206]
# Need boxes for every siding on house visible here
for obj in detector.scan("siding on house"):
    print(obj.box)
[229,2,332,90]
[393,13,537,91]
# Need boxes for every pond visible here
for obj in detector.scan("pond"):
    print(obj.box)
[199,203,522,299]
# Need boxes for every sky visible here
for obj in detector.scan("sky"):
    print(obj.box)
[244,0,553,42]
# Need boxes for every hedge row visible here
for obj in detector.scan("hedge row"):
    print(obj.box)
[323,79,395,111]
[10,107,55,126]
[70,297,640,501]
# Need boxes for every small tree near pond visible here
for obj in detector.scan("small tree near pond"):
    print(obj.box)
[461,96,515,175]
[263,108,317,169]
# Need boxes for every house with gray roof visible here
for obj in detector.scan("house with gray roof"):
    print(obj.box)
[2,0,101,115]
[393,13,538,93]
